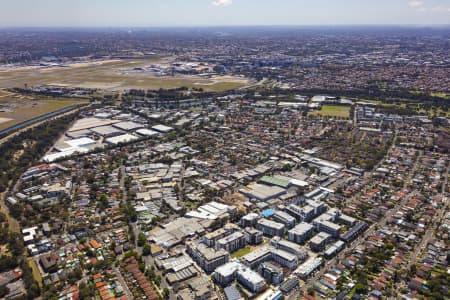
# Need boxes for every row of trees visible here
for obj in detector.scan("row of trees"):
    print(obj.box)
[0,113,79,192]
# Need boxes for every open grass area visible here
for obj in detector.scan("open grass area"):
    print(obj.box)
[309,105,351,119]
[409,90,450,99]
[0,91,87,130]
[430,92,450,99]
[199,80,247,92]
[230,246,252,259]
[28,258,43,288]
[0,58,249,92]
[357,98,449,117]
[123,76,248,92]
[358,99,397,107]
[416,107,450,117]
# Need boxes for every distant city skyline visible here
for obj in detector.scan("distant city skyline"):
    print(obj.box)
[1,0,450,27]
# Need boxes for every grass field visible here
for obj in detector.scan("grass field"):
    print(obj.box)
[230,246,252,259]
[309,105,351,119]
[0,58,249,92]
[0,90,87,130]
[28,258,43,288]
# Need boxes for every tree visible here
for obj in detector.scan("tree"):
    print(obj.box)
[355,282,368,294]
[154,275,161,287]
[79,282,95,299]
[8,232,24,256]
[162,287,170,299]
[0,212,6,223]
[124,203,137,222]
[0,255,18,272]
[0,228,9,245]
[98,193,109,209]
[147,266,156,280]
[142,244,151,256]
[137,233,147,247]
[409,265,417,276]
[139,261,145,272]
[0,285,10,298]
[9,204,24,219]
[42,289,57,299]
[67,269,82,284]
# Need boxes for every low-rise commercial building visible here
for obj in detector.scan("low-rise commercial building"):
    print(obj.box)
[270,237,308,261]
[315,219,341,238]
[236,267,266,293]
[341,221,368,243]
[240,183,286,202]
[202,228,227,247]
[259,262,284,285]
[241,213,260,228]
[309,232,332,252]
[241,247,272,269]
[338,214,357,227]
[288,222,314,244]
[280,278,299,295]
[214,261,266,294]
[294,258,323,279]
[186,241,229,274]
[244,227,263,245]
[272,211,296,229]
[214,261,241,286]
[257,219,285,237]
[324,240,345,259]
[271,249,299,270]
[216,231,246,253]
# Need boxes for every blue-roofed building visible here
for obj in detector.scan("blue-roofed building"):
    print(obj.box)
[262,208,275,218]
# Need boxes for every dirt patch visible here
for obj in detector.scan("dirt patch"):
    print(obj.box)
[222,192,248,212]
[0,117,13,124]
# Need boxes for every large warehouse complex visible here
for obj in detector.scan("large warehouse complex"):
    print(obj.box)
[43,109,173,162]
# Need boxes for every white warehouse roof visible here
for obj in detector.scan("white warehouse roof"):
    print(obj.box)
[113,121,144,131]
[152,125,174,133]
[65,137,97,148]
[136,129,160,137]
[105,134,139,145]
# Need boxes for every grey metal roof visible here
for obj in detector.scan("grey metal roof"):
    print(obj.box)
[224,284,242,300]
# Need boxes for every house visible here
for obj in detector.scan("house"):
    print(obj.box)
[40,253,59,272]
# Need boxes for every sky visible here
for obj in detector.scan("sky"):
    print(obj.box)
[0,0,449,27]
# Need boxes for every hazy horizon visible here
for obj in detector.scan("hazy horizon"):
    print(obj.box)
[1,0,449,27]
[1,24,450,29]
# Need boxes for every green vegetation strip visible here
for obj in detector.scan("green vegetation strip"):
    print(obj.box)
[231,246,252,258]
[28,258,43,288]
